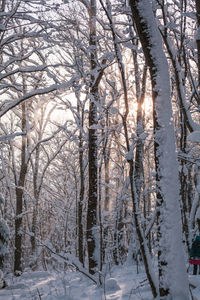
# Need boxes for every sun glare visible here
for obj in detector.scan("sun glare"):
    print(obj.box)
[142,97,152,114]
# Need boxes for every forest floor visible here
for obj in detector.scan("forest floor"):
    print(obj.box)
[0,264,200,299]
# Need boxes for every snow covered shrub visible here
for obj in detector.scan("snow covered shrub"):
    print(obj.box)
[106,278,120,292]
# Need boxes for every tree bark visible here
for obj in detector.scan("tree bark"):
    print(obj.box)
[77,99,85,266]
[87,0,99,275]
[14,102,28,275]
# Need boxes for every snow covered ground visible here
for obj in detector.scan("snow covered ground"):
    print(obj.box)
[0,264,200,299]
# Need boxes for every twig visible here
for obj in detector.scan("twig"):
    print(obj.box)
[36,288,42,300]
[189,283,194,300]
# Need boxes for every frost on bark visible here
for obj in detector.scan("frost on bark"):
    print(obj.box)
[130,0,189,299]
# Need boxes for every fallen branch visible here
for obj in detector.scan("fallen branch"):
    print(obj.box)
[36,241,98,285]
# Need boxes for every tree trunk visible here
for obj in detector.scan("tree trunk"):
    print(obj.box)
[14,102,28,275]
[87,0,99,275]
[78,126,84,266]
[76,98,85,266]
[195,0,200,100]
[130,0,189,298]
[31,144,40,255]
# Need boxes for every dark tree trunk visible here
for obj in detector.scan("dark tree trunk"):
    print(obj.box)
[87,96,98,274]
[104,146,110,212]
[14,102,28,275]
[30,144,40,258]
[78,104,85,266]
[179,112,190,254]
[87,0,99,275]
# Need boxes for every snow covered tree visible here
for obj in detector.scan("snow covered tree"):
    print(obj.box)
[0,1,199,297]
[87,0,101,275]
[130,0,189,298]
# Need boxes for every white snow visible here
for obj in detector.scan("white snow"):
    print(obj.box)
[0,265,199,299]
[195,27,200,41]
[187,131,200,143]
[0,24,5,31]
[105,278,120,292]
[0,265,150,300]
[196,207,200,221]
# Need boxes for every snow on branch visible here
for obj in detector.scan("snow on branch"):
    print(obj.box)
[0,65,49,81]
[78,0,90,10]
[0,76,79,118]
[187,131,200,143]
[0,132,26,142]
